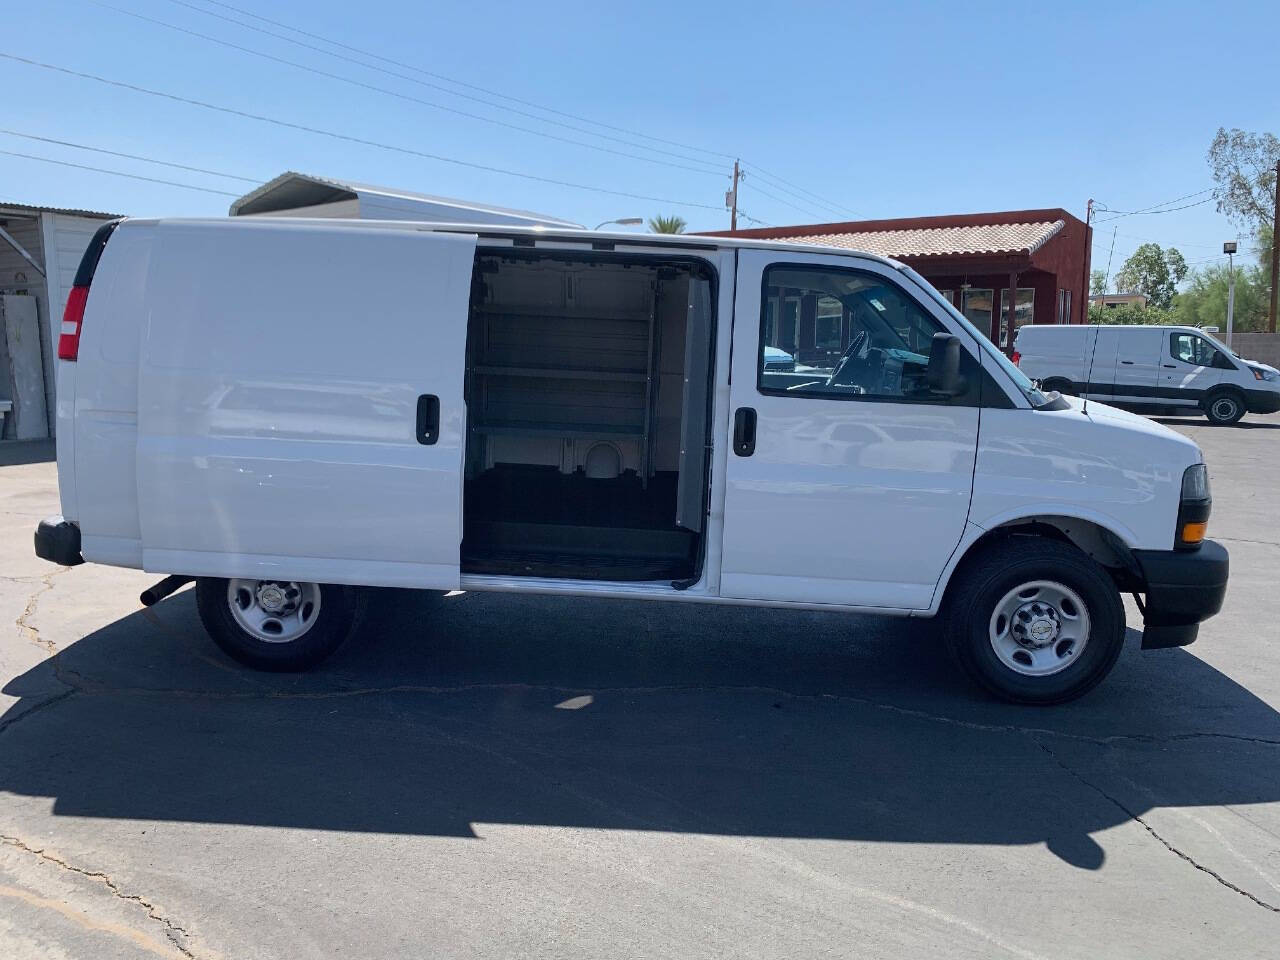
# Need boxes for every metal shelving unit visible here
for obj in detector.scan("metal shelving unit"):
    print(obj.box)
[469,289,659,482]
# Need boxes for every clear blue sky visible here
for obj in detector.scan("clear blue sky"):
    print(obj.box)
[4,0,1277,281]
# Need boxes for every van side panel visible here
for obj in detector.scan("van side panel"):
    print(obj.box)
[1015,327,1093,387]
[70,221,154,567]
[135,220,476,588]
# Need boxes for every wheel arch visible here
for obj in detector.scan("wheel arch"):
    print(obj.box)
[930,513,1140,616]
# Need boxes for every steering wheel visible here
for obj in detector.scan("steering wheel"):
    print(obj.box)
[827,330,868,386]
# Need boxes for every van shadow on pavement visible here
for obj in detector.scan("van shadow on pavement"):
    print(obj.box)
[2,587,1278,871]
[1152,416,1280,430]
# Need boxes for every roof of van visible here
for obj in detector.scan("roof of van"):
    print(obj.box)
[130,216,907,268]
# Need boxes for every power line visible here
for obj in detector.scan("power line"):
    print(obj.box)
[0,128,259,182]
[184,0,735,163]
[741,180,831,222]
[166,0,853,220]
[0,52,725,212]
[1094,189,1216,222]
[95,2,726,179]
[0,148,240,196]
[742,162,863,219]
[148,0,727,172]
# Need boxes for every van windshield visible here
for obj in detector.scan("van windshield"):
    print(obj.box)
[1197,329,1240,360]
[897,265,1049,407]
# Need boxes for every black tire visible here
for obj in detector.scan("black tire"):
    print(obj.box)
[944,538,1126,704]
[1203,389,1245,425]
[195,577,364,671]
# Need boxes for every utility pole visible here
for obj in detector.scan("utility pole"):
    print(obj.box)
[1078,198,1094,325]
[1270,158,1279,333]
[726,159,741,231]
[1224,241,1237,347]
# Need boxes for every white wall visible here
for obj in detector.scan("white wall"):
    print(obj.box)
[0,214,48,434]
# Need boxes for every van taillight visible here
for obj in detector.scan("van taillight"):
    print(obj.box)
[57,286,90,361]
[57,218,122,362]
[1011,350,1021,366]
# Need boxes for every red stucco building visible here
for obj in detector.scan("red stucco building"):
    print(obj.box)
[704,208,1092,355]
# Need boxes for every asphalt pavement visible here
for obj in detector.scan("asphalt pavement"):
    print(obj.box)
[1,415,1278,959]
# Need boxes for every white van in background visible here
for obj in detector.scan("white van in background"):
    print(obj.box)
[1014,324,1280,425]
[34,218,1230,704]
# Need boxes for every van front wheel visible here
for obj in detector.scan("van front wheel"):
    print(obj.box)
[196,577,363,671]
[1203,390,1245,425]
[945,539,1126,704]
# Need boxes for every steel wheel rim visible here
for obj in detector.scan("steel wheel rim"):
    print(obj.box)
[1211,396,1238,420]
[988,580,1090,677]
[226,579,321,643]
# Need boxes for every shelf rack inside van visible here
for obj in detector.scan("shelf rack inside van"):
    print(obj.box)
[467,291,659,480]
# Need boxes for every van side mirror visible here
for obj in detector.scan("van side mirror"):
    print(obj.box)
[1212,352,1235,370]
[926,333,967,397]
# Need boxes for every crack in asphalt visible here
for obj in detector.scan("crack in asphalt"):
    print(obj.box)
[0,834,200,957]
[0,687,77,736]
[1030,737,1280,914]
[1216,535,1280,548]
[14,566,72,655]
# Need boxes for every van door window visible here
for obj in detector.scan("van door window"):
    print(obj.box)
[1170,332,1220,367]
[758,265,973,403]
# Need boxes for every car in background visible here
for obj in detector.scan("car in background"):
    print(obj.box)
[762,346,795,371]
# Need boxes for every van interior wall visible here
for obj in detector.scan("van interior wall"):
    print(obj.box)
[463,253,700,581]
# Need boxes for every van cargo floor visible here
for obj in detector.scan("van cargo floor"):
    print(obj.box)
[462,466,695,580]
[461,546,691,581]
[461,520,695,581]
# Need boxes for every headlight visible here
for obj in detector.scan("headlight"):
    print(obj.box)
[1264,369,1279,382]
[1177,463,1211,549]
[1181,463,1210,501]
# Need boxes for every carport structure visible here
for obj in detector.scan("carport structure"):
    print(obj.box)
[0,202,121,439]
[705,208,1092,356]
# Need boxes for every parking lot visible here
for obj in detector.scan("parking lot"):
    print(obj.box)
[0,414,1277,959]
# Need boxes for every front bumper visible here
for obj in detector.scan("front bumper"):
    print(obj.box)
[1132,539,1229,649]
[34,516,83,566]
[1244,388,1280,414]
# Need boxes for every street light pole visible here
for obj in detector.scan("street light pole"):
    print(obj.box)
[1224,241,1238,348]
[593,218,644,230]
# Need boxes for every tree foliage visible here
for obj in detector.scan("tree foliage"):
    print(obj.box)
[1088,303,1174,326]
[1208,128,1280,231]
[1114,243,1188,309]
[647,215,687,234]
[1090,269,1107,295]
[1173,262,1270,333]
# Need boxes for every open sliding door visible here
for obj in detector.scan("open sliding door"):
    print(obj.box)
[137,221,477,588]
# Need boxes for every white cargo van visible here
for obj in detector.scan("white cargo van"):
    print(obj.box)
[35,218,1229,703]
[1014,323,1280,425]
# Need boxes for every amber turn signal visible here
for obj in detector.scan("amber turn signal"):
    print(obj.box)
[1180,521,1207,545]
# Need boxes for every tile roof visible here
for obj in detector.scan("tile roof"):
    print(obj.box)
[777,220,1066,259]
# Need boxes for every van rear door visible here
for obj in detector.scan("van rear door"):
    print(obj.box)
[136,221,477,589]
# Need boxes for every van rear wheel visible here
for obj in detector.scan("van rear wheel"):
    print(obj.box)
[944,538,1126,704]
[195,577,363,671]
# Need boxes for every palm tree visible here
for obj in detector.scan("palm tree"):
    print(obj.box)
[648,215,687,234]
